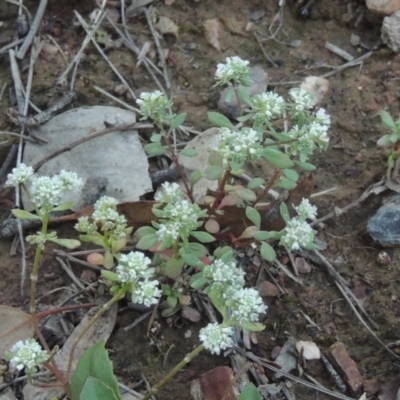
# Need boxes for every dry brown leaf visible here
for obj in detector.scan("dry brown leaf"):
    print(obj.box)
[204,18,223,51]
[221,15,248,36]
[0,305,34,357]
[165,0,176,5]
[156,16,179,38]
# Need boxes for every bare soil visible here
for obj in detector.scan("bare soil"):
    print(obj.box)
[1,0,400,399]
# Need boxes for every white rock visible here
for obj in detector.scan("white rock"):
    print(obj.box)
[382,10,400,53]
[300,76,329,106]
[296,340,321,360]
[366,0,400,17]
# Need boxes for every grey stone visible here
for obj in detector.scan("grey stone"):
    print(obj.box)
[368,194,400,246]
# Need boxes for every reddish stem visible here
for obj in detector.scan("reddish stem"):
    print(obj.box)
[252,168,281,206]
[209,168,231,216]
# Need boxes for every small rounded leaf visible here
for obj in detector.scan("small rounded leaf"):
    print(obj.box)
[260,242,276,262]
[247,177,265,190]
[144,143,166,156]
[245,206,261,229]
[205,219,220,234]
[179,148,199,157]
[204,165,223,181]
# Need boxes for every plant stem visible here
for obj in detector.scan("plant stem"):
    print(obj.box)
[142,344,205,400]
[252,168,281,206]
[65,290,124,381]
[209,168,231,216]
[232,84,242,117]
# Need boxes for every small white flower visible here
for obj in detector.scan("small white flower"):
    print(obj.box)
[203,259,245,289]
[75,216,98,234]
[5,164,34,187]
[227,287,267,325]
[131,279,162,307]
[215,56,252,86]
[6,339,49,372]
[315,108,331,126]
[294,198,317,220]
[136,90,170,121]
[199,323,234,355]
[30,176,64,208]
[116,251,154,282]
[308,121,329,148]
[279,218,316,251]
[251,92,285,120]
[157,221,182,241]
[58,170,83,192]
[289,88,315,112]
[154,182,183,203]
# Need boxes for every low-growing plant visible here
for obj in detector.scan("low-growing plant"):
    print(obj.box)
[3,55,331,399]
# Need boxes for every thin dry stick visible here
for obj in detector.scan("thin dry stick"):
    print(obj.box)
[0,131,35,141]
[75,11,137,100]
[93,85,140,113]
[55,256,86,290]
[0,38,24,54]
[17,0,47,59]
[46,34,68,65]
[144,7,171,89]
[57,0,107,84]
[234,347,356,400]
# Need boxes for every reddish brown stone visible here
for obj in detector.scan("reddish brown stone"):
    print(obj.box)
[363,97,378,112]
[329,342,363,395]
[190,366,239,400]
[258,281,279,298]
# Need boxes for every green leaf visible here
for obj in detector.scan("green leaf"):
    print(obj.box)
[164,258,184,279]
[184,242,209,258]
[179,148,199,157]
[263,148,294,169]
[234,187,256,202]
[134,226,156,240]
[303,242,318,250]
[377,133,392,148]
[170,112,187,130]
[279,202,290,222]
[380,110,396,129]
[260,242,276,262]
[101,270,119,282]
[189,169,203,186]
[389,154,396,168]
[52,201,74,212]
[204,165,223,181]
[182,253,202,267]
[275,178,297,190]
[136,233,159,250]
[238,383,262,400]
[253,230,281,240]
[241,322,266,332]
[167,296,178,308]
[213,246,234,259]
[238,86,252,105]
[283,169,299,182]
[79,377,119,400]
[209,288,227,319]
[103,250,114,269]
[247,177,265,190]
[237,114,252,123]
[47,237,81,249]
[150,133,162,142]
[268,131,292,142]
[208,112,235,129]
[71,341,120,400]
[225,88,234,103]
[208,150,224,167]
[144,143,166,156]
[245,206,261,229]
[219,249,234,263]
[293,160,316,171]
[190,231,216,243]
[191,276,207,290]
[79,234,105,247]
[11,209,41,220]
[389,131,398,144]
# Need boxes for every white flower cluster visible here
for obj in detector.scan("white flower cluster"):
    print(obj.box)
[75,196,130,240]
[6,339,49,373]
[227,287,267,326]
[5,163,34,186]
[250,92,285,124]
[294,198,317,220]
[214,56,252,86]
[199,258,267,354]
[116,251,161,307]
[136,90,170,121]
[218,127,263,167]
[6,166,83,209]
[203,259,245,294]
[288,88,315,112]
[154,183,206,242]
[279,218,316,251]
[199,323,234,355]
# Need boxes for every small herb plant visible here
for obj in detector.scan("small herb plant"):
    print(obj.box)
[4,56,331,399]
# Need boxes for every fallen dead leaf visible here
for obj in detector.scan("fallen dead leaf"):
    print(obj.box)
[165,0,175,5]
[221,15,248,36]
[0,305,34,357]
[204,18,223,51]
[296,340,321,360]
[156,16,179,38]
